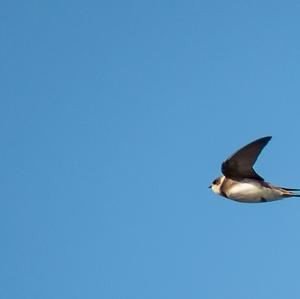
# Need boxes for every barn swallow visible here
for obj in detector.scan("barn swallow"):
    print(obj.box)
[210,136,300,203]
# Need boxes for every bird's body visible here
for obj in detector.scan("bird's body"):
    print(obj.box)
[211,176,300,203]
[210,136,300,203]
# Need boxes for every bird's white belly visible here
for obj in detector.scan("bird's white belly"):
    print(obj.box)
[227,181,281,203]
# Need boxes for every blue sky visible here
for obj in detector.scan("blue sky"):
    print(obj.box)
[2,1,300,298]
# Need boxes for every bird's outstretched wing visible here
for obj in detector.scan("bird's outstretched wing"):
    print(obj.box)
[221,136,272,181]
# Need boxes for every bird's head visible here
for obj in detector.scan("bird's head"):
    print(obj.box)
[209,176,225,195]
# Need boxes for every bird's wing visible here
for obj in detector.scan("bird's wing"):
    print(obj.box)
[221,136,272,181]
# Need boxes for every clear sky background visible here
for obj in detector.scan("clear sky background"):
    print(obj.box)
[2,1,300,298]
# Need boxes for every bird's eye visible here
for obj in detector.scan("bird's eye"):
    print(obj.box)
[213,179,218,184]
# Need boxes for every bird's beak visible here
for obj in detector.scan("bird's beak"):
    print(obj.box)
[208,185,212,188]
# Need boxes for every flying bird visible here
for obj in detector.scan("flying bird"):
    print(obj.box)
[209,136,300,203]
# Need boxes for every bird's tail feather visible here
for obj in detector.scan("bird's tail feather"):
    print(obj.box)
[281,187,300,191]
